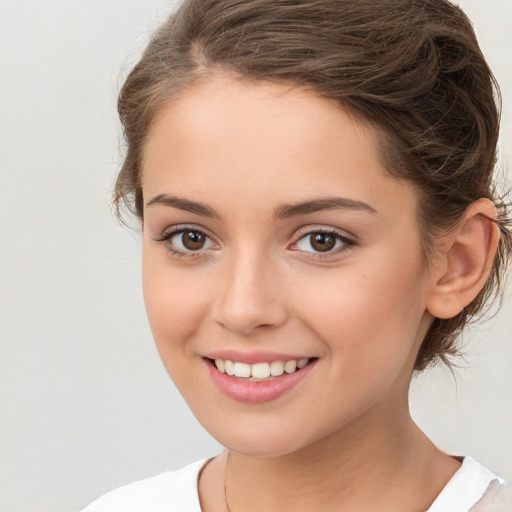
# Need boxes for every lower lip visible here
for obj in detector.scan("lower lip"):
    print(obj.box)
[205,359,317,403]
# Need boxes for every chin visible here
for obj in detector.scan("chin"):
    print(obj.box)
[199,416,319,459]
[222,436,305,459]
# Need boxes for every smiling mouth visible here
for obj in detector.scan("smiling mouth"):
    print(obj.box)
[208,357,315,382]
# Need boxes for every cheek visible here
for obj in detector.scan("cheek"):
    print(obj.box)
[142,251,209,355]
[291,256,427,367]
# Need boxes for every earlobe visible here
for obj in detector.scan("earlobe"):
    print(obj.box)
[426,199,500,320]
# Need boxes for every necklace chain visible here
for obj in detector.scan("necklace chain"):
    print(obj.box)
[224,451,232,512]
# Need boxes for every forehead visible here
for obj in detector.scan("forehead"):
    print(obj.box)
[144,75,376,169]
[142,74,418,225]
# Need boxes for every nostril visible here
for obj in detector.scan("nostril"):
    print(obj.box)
[213,273,288,334]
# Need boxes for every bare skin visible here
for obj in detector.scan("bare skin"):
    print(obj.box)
[142,74,497,512]
[198,385,461,512]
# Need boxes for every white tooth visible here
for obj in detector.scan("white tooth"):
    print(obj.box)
[251,362,271,379]
[215,359,225,373]
[297,358,309,369]
[225,360,235,376]
[284,360,297,373]
[270,361,284,376]
[233,362,251,378]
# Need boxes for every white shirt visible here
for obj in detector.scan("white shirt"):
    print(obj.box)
[82,456,512,512]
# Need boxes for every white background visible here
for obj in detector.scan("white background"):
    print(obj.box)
[0,1,510,510]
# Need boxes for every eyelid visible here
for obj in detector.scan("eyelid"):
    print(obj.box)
[289,225,357,257]
[152,223,357,259]
[153,224,219,258]
[153,223,216,242]
[293,224,356,240]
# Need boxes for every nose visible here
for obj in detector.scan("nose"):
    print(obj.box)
[212,250,288,335]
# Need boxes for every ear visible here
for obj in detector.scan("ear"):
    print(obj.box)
[426,199,501,319]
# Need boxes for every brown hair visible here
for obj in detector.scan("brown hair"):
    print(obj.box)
[116,0,511,371]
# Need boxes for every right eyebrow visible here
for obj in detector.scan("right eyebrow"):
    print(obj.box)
[145,194,220,219]
[274,197,377,219]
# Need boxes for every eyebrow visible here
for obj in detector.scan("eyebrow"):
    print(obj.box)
[145,194,377,219]
[274,197,377,219]
[146,194,220,218]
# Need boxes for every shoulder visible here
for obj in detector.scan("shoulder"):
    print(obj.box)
[470,479,512,512]
[428,457,512,512]
[81,458,209,512]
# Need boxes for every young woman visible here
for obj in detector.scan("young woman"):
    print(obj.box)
[83,0,512,510]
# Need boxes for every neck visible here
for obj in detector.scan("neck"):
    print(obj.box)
[223,411,458,512]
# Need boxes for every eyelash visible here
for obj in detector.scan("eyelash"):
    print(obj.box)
[291,228,356,259]
[153,225,215,259]
[153,226,357,260]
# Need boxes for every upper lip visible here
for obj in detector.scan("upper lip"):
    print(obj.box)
[202,350,315,364]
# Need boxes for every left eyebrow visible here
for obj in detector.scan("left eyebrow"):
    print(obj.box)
[145,194,220,218]
[274,197,377,219]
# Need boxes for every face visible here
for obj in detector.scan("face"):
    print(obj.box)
[141,75,435,457]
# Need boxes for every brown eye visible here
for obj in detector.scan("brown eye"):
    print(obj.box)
[309,233,336,252]
[155,226,216,256]
[162,228,215,253]
[294,230,352,255]
[181,231,206,250]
